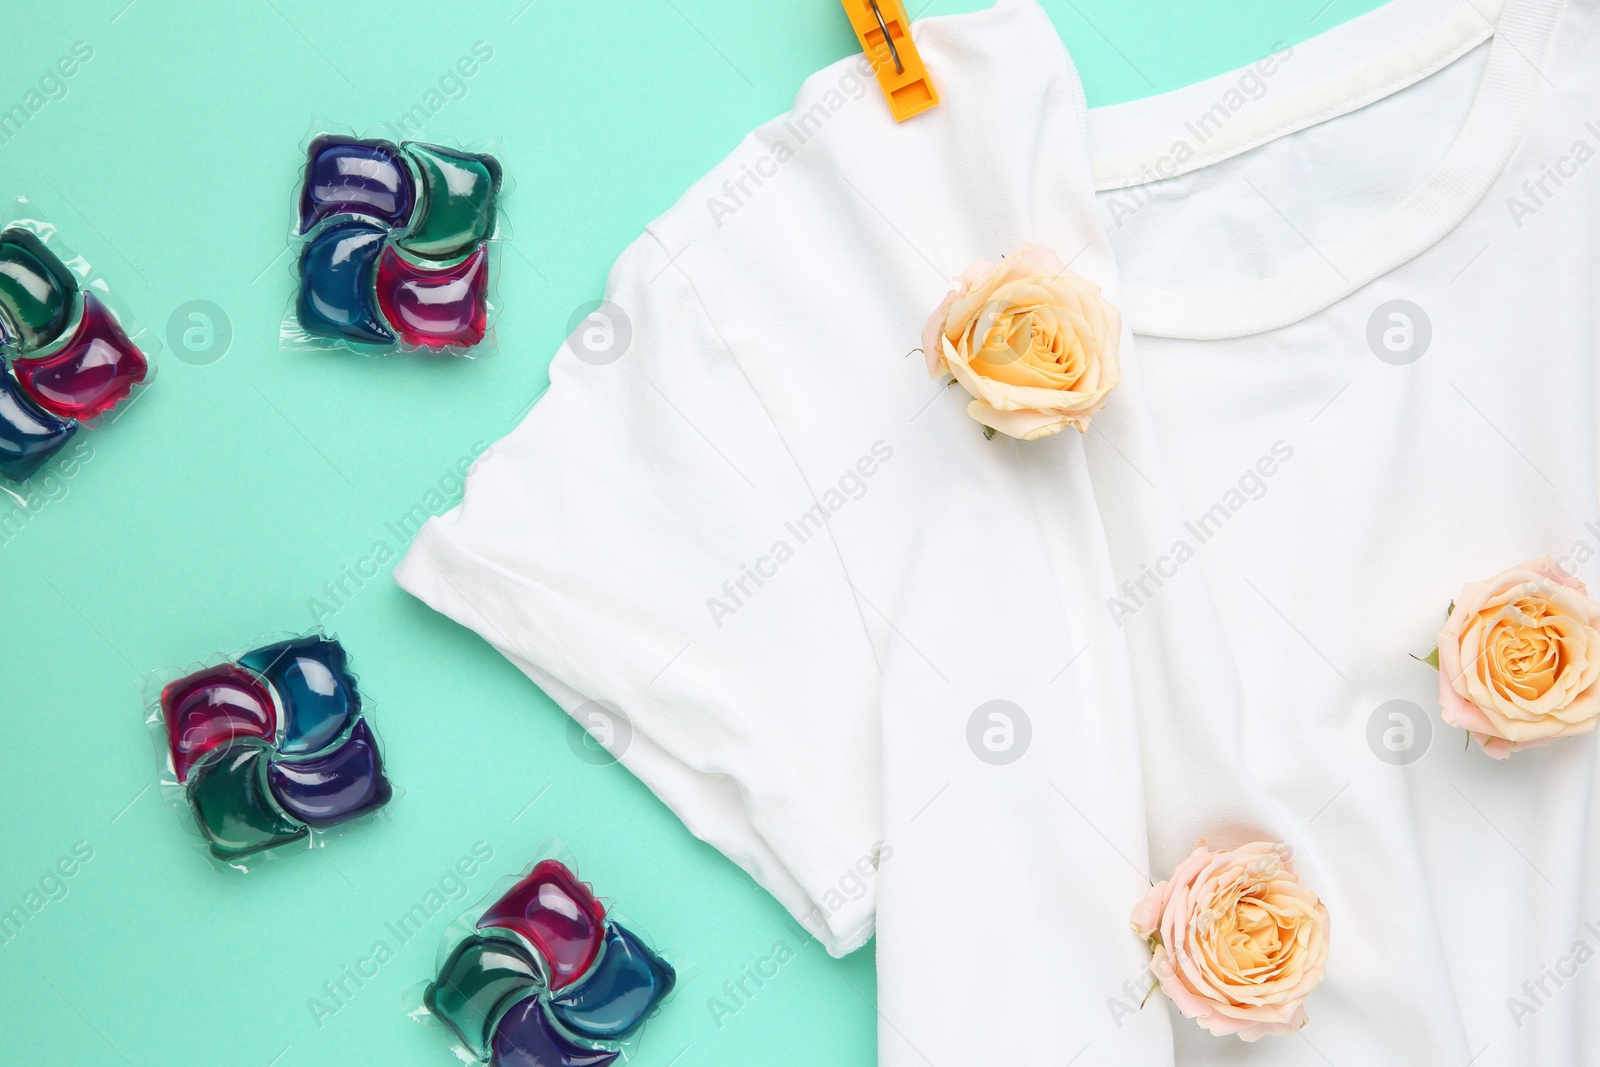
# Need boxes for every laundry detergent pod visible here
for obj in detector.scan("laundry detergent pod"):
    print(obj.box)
[282,123,508,357]
[296,220,394,345]
[0,226,77,352]
[13,293,150,420]
[375,243,489,349]
[0,198,157,489]
[143,631,395,871]
[398,143,500,259]
[0,364,75,482]
[425,934,545,1061]
[476,859,607,991]
[299,135,415,233]
[545,922,678,1041]
[412,846,679,1065]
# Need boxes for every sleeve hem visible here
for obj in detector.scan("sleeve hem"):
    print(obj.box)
[394,515,878,958]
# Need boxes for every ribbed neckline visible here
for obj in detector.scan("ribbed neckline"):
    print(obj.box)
[1060,0,1564,338]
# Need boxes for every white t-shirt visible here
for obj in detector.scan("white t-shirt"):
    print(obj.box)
[396,0,1598,1063]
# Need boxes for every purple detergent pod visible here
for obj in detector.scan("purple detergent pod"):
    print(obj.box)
[141,630,396,871]
[0,197,158,496]
[299,135,414,233]
[409,843,681,1066]
[281,120,510,358]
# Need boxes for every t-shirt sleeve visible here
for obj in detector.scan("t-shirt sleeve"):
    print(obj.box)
[394,231,884,956]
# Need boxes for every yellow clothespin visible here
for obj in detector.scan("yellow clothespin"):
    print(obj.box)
[839,0,938,122]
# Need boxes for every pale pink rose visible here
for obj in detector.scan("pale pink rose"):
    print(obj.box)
[1133,842,1330,1042]
[1437,557,1600,758]
[921,243,1121,441]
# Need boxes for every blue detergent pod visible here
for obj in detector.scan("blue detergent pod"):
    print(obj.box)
[0,364,76,481]
[239,635,360,755]
[297,221,393,344]
[545,923,676,1041]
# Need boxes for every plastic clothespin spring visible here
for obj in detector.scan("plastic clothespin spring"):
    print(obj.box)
[839,0,939,122]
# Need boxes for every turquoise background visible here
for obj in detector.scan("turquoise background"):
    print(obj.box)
[0,2,1383,1064]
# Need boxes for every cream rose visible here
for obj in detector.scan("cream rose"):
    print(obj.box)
[1436,557,1600,759]
[1131,841,1330,1041]
[921,243,1121,441]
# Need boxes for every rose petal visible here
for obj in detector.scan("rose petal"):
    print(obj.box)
[966,400,1070,441]
[921,288,959,378]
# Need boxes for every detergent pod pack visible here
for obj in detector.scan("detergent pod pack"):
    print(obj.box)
[142,631,396,871]
[0,196,156,492]
[410,844,681,1066]
[282,121,511,357]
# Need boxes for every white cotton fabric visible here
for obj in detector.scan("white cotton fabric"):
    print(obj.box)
[396,0,1600,1063]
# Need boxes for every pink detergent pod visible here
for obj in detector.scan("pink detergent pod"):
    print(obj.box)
[413,845,679,1066]
[162,663,277,784]
[476,859,607,990]
[13,293,149,420]
[376,244,489,349]
[282,121,509,357]
[142,631,395,871]
[0,197,157,490]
